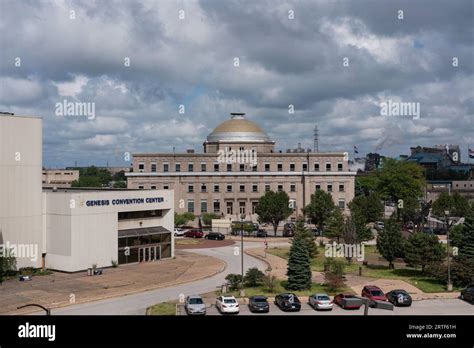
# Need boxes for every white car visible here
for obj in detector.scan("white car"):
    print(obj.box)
[215,295,239,314]
[308,293,333,310]
[174,228,185,237]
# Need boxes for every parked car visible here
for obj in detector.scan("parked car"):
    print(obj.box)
[256,229,267,238]
[204,232,225,240]
[274,293,301,312]
[184,229,204,238]
[283,223,295,237]
[334,294,363,309]
[308,293,333,310]
[422,226,434,234]
[312,227,323,236]
[460,285,474,304]
[375,221,385,231]
[174,228,185,237]
[185,295,206,315]
[433,227,447,235]
[361,285,387,307]
[248,296,270,313]
[215,295,239,314]
[252,223,260,231]
[386,289,412,307]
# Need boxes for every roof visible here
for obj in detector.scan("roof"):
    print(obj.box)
[206,114,273,143]
[118,226,172,238]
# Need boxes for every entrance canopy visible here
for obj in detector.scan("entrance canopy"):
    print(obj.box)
[118,226,171,238]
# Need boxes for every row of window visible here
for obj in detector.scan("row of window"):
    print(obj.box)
[137,183,346,193]
[138,162,345,173]
[186,198,346,214]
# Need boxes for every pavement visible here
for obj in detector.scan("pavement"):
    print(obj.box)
[1,250,225,315]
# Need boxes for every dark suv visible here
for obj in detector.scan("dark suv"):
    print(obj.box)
[248,296,269,313]
[184,229,204,238]
[204,232,225,240]
[361,285,386,306]
[274,293,301,312]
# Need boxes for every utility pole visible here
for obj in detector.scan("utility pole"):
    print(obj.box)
[313,125,319,152]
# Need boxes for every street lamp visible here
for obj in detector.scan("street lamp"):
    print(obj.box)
[240,213,246,286]
[444,210,453,292]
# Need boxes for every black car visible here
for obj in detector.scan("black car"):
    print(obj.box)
[256,229,267,238]
[283,223,295,237]
[204,232,225,240]
[460,285,474,304]
[386,289,412,307]
[312,228,322,236]
[248,296,270,313]
[433,227,447,235]
[274,293,301,312]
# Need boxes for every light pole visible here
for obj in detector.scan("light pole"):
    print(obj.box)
[444,210,453,291]
[240,213,246,290]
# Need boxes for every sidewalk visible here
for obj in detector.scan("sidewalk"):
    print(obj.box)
[1,250,225,315]
[246,247,460,301]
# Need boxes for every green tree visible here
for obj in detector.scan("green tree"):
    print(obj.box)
[457,213,474,259]
[202,213,220,226]
[225,274,243,290]
[432,192,470,218]
[304,190,336,231]
[376,158,425,204]
[0,232,17,284]
[324,208,345,242]
[404,232,445,273]
[256,191,293,236]
[400,196,420,224]
[174,212,195,227]
[348,193,383,224]
[355,174,380,196]
[243,267,265,287]
[113,181,127,188]
[286,238,312,290]
[376,216,404,269]
[293,218,318,259]
[72,166,113,187]
[323,258,346,291]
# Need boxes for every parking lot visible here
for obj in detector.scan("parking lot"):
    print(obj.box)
[179,298,474,316]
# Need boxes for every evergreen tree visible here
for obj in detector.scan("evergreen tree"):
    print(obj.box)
[458,214,474,259]
[286,238,312,290]
[293,218,318,259]
[404,232,445,272]
[376,216,404,269]
[324,208,345,242]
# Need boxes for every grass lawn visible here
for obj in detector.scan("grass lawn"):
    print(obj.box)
[175,238,202,245]
[267,245,458,293]
[148,302,177,315]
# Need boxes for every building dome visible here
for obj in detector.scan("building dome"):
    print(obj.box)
[206,113,272,142]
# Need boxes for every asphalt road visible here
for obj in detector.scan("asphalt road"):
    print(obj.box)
[33,242,267,315]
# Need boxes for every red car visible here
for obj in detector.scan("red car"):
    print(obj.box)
[333,294,362,309]
[184,229,204,238]
[361,285,387,307]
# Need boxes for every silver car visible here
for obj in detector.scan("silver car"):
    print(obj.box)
[308,293,333,310]
[185,295,206,315]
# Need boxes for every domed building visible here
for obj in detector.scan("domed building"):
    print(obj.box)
[127,113,355,229]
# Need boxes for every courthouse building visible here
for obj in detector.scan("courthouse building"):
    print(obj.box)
[127,113,356,221]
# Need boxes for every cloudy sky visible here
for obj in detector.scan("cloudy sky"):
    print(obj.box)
[0,0,473,168]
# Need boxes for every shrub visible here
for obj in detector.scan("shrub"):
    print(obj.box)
[324,258,346,291]
[243,267,265,287]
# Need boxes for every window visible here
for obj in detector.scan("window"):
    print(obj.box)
[302,163,308,171]
[188,163,194,172]
[252,184,258,192]
[338,200,345,209]
[338,163,343,171]
[239,146,244,151]
[187,200,194,213]
[188,185,194,193]
[227,164,232,172]
[213,200,220,213]
[214,163,219,172]
[175,163,181,172]
[227,184,233,192]
[339,184,345,192]
[315,184,321,191]
[138,185,144,189]
[138,163,144,172]
[327,183,333,192]
[265,183,270,192]
[240,184,245,192]
[201,163,206,172]
[277,163,283,172]
[201,183,207,192]
[314,163,320,171]
[252,201,258,214]
[277,184,283,192]
[252,164,257,172]
[240,164,245,172]
[201,200,207,213]
[214,184,220,193]
[290,183,296,192]
[290,163,295,172]
[265,163,270,172]
[239,202,246,215]
[163,184,169,190]
[326,163,331,171]
[163,163,169,172]
[226,202,233,215]
[151,163,157,172]
[151,185,156,189]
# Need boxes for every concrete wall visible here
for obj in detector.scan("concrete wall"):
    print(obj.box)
[0,115,43,269]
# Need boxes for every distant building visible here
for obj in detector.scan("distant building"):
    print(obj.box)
[42,169,79,188]
[408,145,460,170]
[426,180,474,203]
[364,153,385,172]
